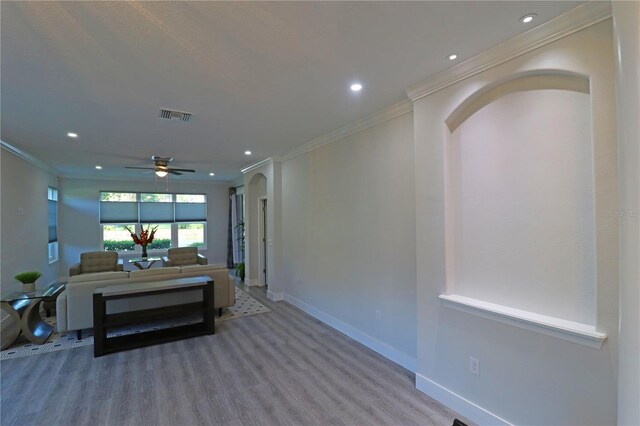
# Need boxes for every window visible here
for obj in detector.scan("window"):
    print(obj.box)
[99,192,207,252]
[47,187,58,263]
[178,223,205,248]
[148,224,172,249]
[102,224,136,251]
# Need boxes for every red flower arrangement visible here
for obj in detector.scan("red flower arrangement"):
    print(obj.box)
[125,224,158,259]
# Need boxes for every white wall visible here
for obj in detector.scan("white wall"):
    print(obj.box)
[612,2,640,424]
[59,177,229,273]
[449,89,596,324]
[1,149,62,292]
[281,112,417,367]
[414,20,618,425]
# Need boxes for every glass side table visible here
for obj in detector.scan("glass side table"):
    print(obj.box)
[128,257,163,270]
[0,282,65,350]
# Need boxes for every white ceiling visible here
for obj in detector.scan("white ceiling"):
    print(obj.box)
[1,1,584,182]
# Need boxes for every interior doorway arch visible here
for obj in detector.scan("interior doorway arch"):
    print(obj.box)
[247,172,267,287]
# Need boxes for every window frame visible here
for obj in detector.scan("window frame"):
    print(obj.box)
[99,191,207,253]
[47,187,58,263]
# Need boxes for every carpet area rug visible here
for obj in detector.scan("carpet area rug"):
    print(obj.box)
[1,286,269,360]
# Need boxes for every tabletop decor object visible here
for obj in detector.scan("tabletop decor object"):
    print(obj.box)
[14,271,42,293]
[125,224,158,260]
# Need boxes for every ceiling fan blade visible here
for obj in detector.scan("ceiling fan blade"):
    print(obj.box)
[168,170,183,176]
[125,166,155,170]
[168,168,196,173]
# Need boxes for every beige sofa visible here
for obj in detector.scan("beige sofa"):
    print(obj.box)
[56,264,235,336]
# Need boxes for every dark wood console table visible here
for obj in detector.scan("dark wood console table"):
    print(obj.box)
[93,276,214,357]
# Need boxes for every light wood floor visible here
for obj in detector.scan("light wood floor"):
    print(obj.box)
[1,285,466,426]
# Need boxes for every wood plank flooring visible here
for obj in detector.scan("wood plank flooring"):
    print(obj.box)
[1,285,468,426]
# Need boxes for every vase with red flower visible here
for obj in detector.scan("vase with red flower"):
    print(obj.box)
[125,224,158,261]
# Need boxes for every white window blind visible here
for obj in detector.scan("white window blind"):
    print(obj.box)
[99,192,206,224]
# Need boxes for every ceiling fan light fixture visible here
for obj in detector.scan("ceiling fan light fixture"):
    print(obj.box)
[155,170,168,178]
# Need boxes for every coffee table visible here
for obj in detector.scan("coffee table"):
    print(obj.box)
[0,282,65,350]
[128,257,162,270]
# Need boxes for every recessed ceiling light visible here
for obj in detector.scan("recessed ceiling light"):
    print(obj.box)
[448,54,458,61]
[209,172,215,176]
[67,132,78,138]
[95,165,102,170]
[350,83,363,92]
[520,14,537,24]
[245,151,252,155]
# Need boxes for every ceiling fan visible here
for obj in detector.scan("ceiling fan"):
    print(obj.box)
[125,156,196,177]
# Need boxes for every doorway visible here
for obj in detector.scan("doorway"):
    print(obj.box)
[259,197,268,287]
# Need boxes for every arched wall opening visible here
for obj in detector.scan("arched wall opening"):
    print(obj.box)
[444,70,598,325]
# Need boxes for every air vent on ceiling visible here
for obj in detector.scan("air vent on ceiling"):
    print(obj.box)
[159,108,192,122]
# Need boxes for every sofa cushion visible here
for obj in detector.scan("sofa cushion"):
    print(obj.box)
[80,251,119,273]
[129,267,181,279]
[68,271,129,283]
[180,264,227,274]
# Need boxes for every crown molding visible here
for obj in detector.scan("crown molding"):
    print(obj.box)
[405,1,612,101]
[1,140,60,175]
[282,99,413,162]
[241,157,281,175]
[61,173,233,186]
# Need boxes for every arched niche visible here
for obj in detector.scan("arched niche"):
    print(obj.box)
[444,70,597,325]
[446,70,590,132]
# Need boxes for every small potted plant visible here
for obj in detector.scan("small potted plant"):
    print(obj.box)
[14,271,42,293]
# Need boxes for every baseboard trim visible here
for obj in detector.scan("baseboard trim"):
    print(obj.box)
[284,293,416,372]
[267,290,285,301]
[244,278,260,287]
[415,373,511,426]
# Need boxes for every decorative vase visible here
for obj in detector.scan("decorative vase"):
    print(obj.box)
[141,245,148,260]
[23,282,36,293]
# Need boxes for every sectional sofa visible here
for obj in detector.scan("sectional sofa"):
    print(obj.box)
[56,264,235,335]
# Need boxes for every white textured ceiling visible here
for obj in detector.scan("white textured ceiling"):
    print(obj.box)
[1,1,583,182]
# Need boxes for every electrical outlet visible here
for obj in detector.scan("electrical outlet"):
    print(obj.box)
[469,357,480,375]
[375,310,381,322]
[297,278,303,286]
[17,208,24,215]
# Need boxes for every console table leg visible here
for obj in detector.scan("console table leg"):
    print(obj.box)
[93,293,105,357]
[204,281,215,335]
